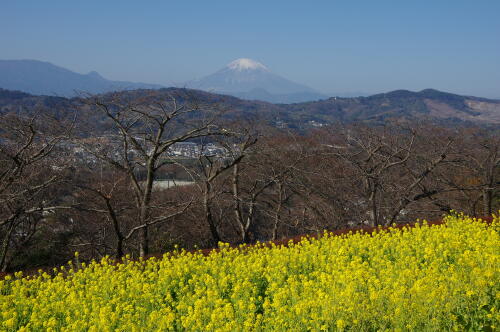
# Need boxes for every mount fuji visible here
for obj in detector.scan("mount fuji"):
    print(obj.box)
[189,58,327,103]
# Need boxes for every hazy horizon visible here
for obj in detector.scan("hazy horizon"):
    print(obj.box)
[1,1,499,98]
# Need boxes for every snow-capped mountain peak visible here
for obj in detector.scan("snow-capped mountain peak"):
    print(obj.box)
[226,58,268,71]
[189,58,327,103]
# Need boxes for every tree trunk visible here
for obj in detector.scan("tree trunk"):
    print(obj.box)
[243,203,255,244]
[367,179,378,227]
[138,201,150,257]
[482,189,492,216]
[232,164,247,243]
[138,160,155,257]
[139,226,148,257]
[116,236,124,259]
[105,197,125,258]
[204,182,221,245]
[272,182,283,241]
[0,220,15,272]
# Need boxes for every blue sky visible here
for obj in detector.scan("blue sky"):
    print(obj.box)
[1,1,499,97]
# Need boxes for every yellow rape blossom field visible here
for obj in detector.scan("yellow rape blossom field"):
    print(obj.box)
[1,214,499,331]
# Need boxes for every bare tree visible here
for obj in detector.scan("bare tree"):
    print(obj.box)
[323,123,453,226]
[173,137,248,244]
[76,91,224,257]
[0,111,71,271]
[249,132,313,240]
[433,128,500,216]
[226,128,263,243]
[461,130,499,216]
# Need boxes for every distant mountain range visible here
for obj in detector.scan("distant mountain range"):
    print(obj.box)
[0,58,329,103]
[1,87,499,129]
[188,58,327,103]
[281,89,500,128]
[0,60,163,97]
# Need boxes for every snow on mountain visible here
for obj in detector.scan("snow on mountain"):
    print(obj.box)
[190,58,327,103]
[226,58,269,71]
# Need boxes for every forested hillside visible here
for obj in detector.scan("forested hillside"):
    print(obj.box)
[1,87,500,130]
[0,89,498,272]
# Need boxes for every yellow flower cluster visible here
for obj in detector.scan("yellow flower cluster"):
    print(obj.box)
[1,214,499,331]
